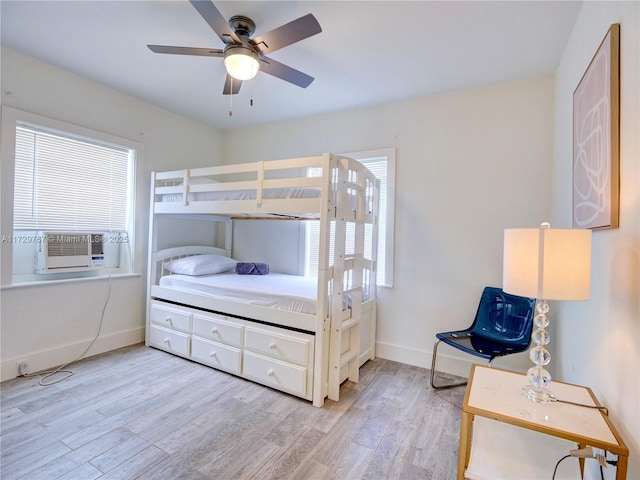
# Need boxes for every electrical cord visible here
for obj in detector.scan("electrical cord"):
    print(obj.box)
[553,447,618,480]
[550,398,612,480]
[552,454,571,479]
[556,398,609,416]
[21,267,112,386]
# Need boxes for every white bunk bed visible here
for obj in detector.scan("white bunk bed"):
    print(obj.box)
[146,153,379,407]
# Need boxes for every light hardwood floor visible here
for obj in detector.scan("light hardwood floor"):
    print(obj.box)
[1,344,465,479]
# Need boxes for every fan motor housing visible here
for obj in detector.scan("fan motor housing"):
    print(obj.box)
[229,15,256,37]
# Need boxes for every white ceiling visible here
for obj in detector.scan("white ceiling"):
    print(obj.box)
[1,1,582,131]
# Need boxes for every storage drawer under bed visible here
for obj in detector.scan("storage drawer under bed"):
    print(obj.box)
[244,326,311,366]
[192,312,243,347]
[149,324,190,357]
[191,336,242,374]
[150,302,191,333]
[243,351,308,397]
[147,299,315,402]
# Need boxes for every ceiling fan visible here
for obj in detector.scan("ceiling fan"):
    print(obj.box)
[148,0,322,95]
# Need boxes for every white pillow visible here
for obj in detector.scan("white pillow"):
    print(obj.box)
[163,254,237,276]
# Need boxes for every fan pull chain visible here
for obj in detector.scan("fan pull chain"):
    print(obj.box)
[250,78,254,107]
[228,77,233,116]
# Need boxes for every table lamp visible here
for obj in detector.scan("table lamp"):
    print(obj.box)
[503,222,592,403]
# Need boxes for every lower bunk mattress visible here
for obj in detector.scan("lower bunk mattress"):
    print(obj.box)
[159,272,319,315]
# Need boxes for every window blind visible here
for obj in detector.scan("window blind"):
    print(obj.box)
[306,156,388,285]
[13,124,131,232]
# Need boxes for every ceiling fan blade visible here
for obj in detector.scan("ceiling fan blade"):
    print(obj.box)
[251,14,321,55]
[259,56,314,88]
[147,45,224,57]
[189,0,240,45]
[223,74,242,95]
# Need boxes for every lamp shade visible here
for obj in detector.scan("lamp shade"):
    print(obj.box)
[503,226,592,300]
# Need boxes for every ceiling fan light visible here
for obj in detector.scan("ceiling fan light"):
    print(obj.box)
[224,47,259,81]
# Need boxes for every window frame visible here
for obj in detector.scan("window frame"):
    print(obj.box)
[1,106,140,284]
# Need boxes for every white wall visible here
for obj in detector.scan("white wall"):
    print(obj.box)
[222,76,555,376]
[0,47,222,381]
[553,2,639,479]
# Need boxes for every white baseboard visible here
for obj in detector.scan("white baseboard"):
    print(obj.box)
[375,340,481,378]
[375,340,531,379]
[1,327,145,382]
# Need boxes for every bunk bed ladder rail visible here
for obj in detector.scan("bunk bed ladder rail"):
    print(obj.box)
[315,153,335,406]
[341,256,364,380]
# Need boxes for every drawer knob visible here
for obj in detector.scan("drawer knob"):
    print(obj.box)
[267,369,274,376]
[209,351,217,357]
[211,327,219,334]
[163,337,170,344]
[269,342,276,349]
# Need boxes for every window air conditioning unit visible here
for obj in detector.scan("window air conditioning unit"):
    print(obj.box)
[36,232,105,274]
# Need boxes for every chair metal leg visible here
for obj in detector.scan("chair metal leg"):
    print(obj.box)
[430,339,468,390]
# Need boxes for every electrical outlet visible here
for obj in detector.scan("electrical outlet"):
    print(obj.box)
[17,360,29,376]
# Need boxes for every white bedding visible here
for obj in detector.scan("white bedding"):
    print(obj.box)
[160,186,321,203]
[159,272,319,314]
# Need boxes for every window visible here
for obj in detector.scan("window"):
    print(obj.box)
[3,108,137,280]
[304,148,395,287]
[14,124,131,231]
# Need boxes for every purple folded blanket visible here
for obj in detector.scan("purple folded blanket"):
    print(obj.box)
[236,262,270,275]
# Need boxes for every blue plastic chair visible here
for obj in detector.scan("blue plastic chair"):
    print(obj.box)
[430,286,535,389]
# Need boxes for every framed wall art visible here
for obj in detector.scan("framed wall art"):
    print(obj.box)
[572,23,620,230]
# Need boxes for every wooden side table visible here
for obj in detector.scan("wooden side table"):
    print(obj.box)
[458,365,629,480]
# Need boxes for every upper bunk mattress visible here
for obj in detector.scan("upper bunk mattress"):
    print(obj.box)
[159,186,321,203]
[158,272,318,315]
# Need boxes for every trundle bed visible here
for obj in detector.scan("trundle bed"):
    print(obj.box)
[146,153,379,406]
